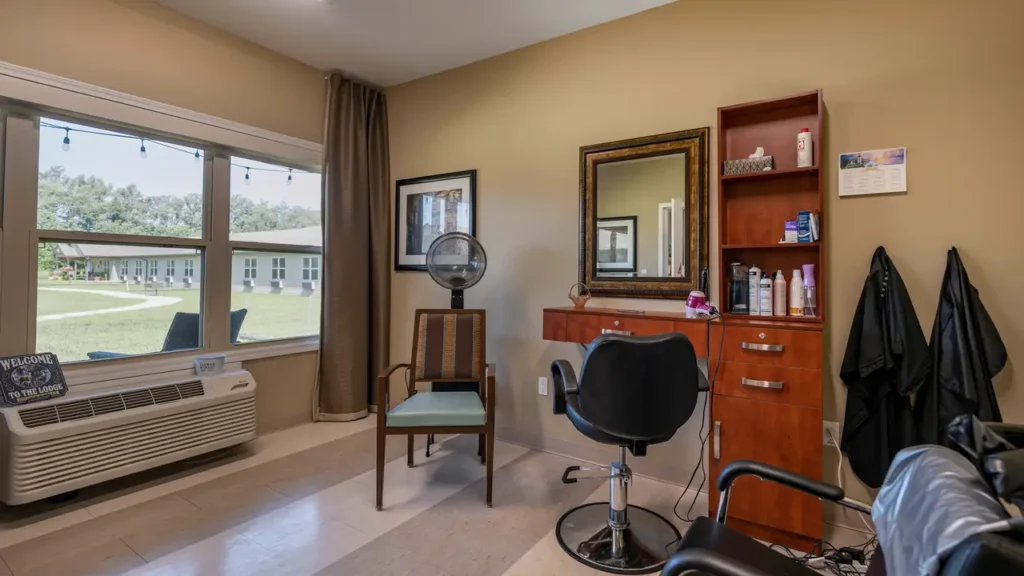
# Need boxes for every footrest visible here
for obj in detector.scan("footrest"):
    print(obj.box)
[562,465,580,484]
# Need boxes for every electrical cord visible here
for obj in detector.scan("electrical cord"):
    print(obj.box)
[673,311,725,523]
[827,428,876,535]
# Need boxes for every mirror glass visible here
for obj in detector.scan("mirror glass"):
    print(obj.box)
[595,153,688,279]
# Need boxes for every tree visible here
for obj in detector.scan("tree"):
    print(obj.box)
[37,166,321,270]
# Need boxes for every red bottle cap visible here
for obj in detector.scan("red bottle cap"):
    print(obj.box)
[800,128,810,133]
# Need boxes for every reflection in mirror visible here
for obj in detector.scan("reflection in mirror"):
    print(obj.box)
[595,153,687,279]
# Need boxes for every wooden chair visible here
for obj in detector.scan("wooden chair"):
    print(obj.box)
[376,309,495,510]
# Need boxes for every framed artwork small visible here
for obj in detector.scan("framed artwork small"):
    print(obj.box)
[596,216,637,273]
[395,170,477,271]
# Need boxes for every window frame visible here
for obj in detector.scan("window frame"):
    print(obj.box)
[271,257,286,281]
[184,259,194,279]
[166,260,175,277]
[0,95,322,382]
[121,260,129,279]
[302,256,320,282]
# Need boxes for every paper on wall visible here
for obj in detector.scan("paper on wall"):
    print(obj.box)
[838,147,907,197]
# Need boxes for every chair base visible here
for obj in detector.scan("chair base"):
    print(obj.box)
[555,503,681,575]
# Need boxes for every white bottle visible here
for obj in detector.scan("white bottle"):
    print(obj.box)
[748,265,761,315]
[797,128,813,168]
[773,271,787,316]
[759,276,773,317]
[790,269,804,316]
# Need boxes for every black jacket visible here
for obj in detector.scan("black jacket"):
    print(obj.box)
[914,247,1007,444]
[841,247,929,488]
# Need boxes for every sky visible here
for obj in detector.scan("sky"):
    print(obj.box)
[38,118,322,211]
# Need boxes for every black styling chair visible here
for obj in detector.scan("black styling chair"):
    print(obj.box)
[551,332,702,574]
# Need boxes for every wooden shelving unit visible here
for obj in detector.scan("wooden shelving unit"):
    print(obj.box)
[710,91,827,553]
[717,90,825,322]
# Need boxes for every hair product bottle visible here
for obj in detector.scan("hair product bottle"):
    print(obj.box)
[773,270,787,316]
[789,269,804,316]
[759,275,773,317]
[748,265,761,316]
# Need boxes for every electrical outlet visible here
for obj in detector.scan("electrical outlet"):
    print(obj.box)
[538,377,548,396]
[823,421,840,446]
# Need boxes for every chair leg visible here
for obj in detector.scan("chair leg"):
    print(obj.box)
[478,433,485,464]
[375,432,385,511]
[485,431,494,507]
[407,434,414,467]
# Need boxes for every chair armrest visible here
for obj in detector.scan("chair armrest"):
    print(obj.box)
[376,363,410,415]
[377,363,410,379]
[550,360,578,415]
[718,460,844,502]
[660,548,774,576]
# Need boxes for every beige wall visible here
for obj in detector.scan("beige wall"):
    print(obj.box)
[597,155,687,277]
[0,0,325,143]
[388,0,1024,531]
[1,0,325,431]
[245,351,318,434]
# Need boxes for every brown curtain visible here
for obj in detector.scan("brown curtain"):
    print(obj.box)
[317,74,391,421]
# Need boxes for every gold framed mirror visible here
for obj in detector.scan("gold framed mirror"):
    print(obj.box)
[579,128,709,299]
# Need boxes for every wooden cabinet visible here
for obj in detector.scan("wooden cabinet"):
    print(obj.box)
[542,307,709,351]
[710,91,826,552]
[709,395,823,549]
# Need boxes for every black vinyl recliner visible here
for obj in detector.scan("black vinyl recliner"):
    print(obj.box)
[551,332,704,574]
[660,417,1024,576]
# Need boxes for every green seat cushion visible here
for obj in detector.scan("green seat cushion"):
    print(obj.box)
[386,392,486,427]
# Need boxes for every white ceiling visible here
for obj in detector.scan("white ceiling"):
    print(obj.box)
[155,0,674,87]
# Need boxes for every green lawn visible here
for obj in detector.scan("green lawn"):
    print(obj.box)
[36,280,321,363]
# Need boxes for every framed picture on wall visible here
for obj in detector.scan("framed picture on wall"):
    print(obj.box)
[395,170,477,271]
[596,216,637,273]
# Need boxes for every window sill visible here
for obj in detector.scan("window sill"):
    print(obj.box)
[63,336,319,390]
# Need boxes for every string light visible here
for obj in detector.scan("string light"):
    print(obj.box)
[40,122,313,184]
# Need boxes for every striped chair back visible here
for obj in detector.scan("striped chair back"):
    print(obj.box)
[411,309,485,382]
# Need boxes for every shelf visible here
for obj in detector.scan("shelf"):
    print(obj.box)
[723,242,819,250]
[721,166,818,182]
[721,313,822,324]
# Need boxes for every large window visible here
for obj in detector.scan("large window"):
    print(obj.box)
[37,243,202,362]
[1,109,321,366]
[229,157,322,342]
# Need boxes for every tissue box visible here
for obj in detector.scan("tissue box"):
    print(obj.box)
[723,156,774,175]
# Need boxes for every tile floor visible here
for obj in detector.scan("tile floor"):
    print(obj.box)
[0,420,868,575]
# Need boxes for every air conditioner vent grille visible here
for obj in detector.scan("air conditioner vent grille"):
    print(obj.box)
[55,401,93,422]
[18,406,59,428]
[19,381,205,428]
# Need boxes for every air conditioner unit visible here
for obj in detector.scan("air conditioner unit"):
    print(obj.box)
[0,370,256,505]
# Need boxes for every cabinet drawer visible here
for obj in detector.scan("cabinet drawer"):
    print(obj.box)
[715,362,821,408]
[721,326,822,369]
[565,314,674,344]
[710,396,822,540]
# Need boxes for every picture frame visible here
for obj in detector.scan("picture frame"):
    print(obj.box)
[596,216,637,273]
[394,170,477,271]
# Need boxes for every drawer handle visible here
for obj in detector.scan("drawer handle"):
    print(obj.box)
[601,328,632,336]
[741,377,784,390]
[741,342,784,352]
[713,421,721,460]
